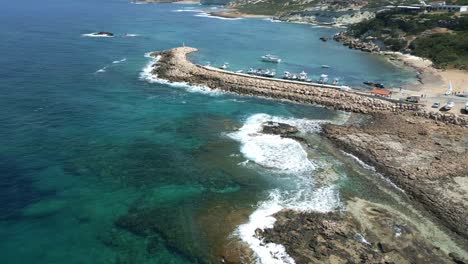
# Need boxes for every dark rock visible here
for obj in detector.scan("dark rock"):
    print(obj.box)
[262,121,298,136]
[449,252,466,264]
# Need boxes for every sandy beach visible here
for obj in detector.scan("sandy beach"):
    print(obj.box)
[383,52,468,113]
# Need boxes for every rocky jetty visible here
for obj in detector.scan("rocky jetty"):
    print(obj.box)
[259,200,466,264]
[149,47,468,126]
[150,47,409,115]
[323,112,468,241]
[333,31,380,52]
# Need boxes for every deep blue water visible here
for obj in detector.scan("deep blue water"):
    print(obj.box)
[0,0,427,263]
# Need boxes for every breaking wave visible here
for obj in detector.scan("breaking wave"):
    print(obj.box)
[139,52,224,96]
[229,113,341,263]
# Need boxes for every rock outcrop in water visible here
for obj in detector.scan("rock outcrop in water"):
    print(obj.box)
[261,121,298,136]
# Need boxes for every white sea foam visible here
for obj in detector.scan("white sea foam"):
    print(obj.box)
[95,66,108,73]
[194,12,243,20]
[112,58,127,64]
[81,33,114,38]
[124,33,140,37]
[264,18,282,23]
[230,113,341,263]
[237,187,340,264]
[342,151,405,193]
[139,52,224,96]
[172,9,203,13]
[228,114,321,172]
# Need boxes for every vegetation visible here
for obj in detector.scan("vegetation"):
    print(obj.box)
[349,11,468,69]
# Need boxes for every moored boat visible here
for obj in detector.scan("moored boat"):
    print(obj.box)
[318,74,329,84]
[261,54,281,63]
[220,62,229,70]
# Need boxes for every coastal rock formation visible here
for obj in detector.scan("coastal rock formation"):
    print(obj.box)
[261,121,298,136]
[333,31,380,52]
[323,112,468,241]
[259,200,465,263]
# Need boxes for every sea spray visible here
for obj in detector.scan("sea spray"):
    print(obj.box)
[140,53,224,96]
[229,113,341,263]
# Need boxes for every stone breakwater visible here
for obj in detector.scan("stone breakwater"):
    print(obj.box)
[150,47,468,127]
[150,47,468,126]
[150,47,397,114]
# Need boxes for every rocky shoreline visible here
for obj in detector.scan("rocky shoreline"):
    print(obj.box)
[148,47,468,262]
[322,113,468,241]
[333,31,380,53]
[260,203,466,264]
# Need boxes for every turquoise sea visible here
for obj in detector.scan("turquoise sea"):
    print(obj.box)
[1,0,462,263]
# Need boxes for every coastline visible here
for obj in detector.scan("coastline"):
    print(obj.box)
[209,10,270,19]
[381,51,468,113]
[146,46,468,262]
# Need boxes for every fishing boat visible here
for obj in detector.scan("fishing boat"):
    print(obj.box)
[283,71,291,79]
[444,101,455,110]
[321,65,330,69]
[261,54,281,63]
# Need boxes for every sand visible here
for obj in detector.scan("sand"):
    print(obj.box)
[382,52,468,114]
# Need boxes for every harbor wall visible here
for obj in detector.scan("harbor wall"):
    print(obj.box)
[150,47,468,126]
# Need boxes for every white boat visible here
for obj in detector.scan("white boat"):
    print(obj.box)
[298,71,308,81]
[261,54,281,63]
[283,71,291,79]
[465,102,468,112]
[220,63,229,70]
[332,78,339,85]
[321,65,330,68]
[318,74,329,84]
[444,101,455,110]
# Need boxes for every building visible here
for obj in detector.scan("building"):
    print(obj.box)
[370,88,392,98]
[429,4,468,12]
[385,2,468,13]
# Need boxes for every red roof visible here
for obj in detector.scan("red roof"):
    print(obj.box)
[371,88,392,96]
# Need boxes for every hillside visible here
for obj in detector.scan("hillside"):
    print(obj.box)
[346,11,468,69]
[228,0,418,16]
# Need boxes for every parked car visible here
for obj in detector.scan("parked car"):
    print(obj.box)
[432,102,440,108]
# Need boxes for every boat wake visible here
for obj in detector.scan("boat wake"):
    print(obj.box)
[228,113,341,263]
[139,52,224,96]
